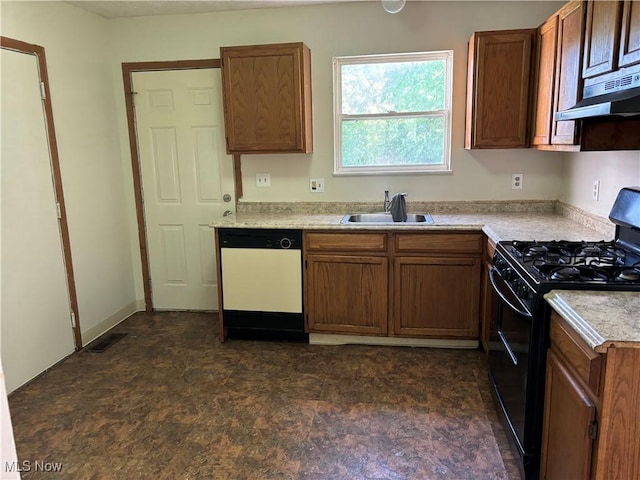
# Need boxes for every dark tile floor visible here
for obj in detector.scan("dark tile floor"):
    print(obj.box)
[8,312,521,479]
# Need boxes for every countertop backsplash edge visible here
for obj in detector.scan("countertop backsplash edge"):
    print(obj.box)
[554,202,614,238]
[236,199,556,215]
[235,199,614,236]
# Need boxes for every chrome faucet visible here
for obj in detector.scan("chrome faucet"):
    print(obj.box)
[384,190,390,212]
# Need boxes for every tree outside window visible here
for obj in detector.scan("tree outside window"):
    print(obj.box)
[333,51,453,175]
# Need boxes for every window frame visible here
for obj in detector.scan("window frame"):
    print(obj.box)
[333,50,454,175]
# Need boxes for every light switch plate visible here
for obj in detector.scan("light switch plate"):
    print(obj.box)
[310,177,325,193]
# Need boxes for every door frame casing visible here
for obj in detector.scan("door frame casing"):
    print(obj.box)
[122,59,242,311]
[1,36,82,349]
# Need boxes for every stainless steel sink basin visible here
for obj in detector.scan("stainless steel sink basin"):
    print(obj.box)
[340,212,434,225]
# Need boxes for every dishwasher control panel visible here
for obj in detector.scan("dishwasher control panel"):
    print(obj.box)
[217,228,303,250]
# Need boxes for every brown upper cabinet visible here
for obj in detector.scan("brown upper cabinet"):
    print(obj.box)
[582,0,623,78]
[582,0,640,76]
[220,42,313,154]
[619,0,640,68]
[532,0,585,149]
[531,15,560,147]
[472,1,639,152]
[465,29,536,149]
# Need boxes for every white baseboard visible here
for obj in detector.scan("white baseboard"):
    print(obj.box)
[81,300,143,347]
[309,333,479,349]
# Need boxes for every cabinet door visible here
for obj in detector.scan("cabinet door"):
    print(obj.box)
[540,349,596,480]
[465,30,535,149]
[532,16,559,146]
[583,0,623,78]
[551,0,585,145]
[306,254,388,335]
[220,42,312,154]
[619,0,640,67]
[393,257,481,338]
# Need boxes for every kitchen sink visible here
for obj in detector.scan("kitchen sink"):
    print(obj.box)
[340,213,435,225]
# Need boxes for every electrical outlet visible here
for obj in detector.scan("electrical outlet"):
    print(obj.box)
[512,173,524,190]
[309,177,325,193]
[592,179,601,201]
[255,173,270,187]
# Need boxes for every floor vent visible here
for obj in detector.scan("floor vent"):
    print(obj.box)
[85,333,128,353]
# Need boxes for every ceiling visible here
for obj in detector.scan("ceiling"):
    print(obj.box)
[65,0,359,18]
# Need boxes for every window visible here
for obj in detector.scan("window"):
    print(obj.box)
[333,51,453,175]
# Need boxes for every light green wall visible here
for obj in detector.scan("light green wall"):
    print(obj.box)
[561,151,640,218]
[1,1,140,338]
[4,0,636,315]
[109,1,566,203]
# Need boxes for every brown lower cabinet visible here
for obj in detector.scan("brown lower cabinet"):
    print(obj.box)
[540,348,596,480]
[305,231,482,339]
[393,256,480,337]
[305,254,388,335]
[541,311,640,479]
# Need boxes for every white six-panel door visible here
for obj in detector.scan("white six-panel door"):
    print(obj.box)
[1,48,75,393]
[133,69,234,310]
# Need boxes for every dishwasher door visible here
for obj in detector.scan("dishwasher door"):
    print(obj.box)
[220,248,302,313]
[217,228,305,340]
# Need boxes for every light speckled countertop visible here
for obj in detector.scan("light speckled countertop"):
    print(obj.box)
[211,212,610,243]
[545,290,640,352]
[211,205,639,348]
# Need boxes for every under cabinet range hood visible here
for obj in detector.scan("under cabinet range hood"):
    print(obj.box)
[555,69,640,121]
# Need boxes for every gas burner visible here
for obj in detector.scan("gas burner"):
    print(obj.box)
[546,253,569,264]
[550,266,581,281]
[616,268,640,282]
[524,245,548,256]
[548,265,609,282]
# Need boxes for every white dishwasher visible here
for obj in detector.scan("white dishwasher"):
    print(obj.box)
[217,228,305,340]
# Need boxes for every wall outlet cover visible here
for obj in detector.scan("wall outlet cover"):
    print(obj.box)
[592,179,601,201]
[256,173,270,187]
[512,173,523,190]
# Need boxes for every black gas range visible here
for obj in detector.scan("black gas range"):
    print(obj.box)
[487,186,640,480]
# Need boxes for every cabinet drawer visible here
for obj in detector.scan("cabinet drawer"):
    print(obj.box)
[550,312,602,395]
[305,232,387,252]
[394,233,483,254]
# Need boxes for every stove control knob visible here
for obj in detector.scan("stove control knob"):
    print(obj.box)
[513,279,523,294]
[504,268,513,281]
[517,283,528,298]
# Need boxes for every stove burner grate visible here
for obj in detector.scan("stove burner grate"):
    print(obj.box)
[549,265,609,282]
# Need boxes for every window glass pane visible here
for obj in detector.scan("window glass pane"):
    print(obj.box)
[341,116,445,167]
[341,60,446,114]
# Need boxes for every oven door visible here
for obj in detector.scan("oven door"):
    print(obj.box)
[487,266,533,457]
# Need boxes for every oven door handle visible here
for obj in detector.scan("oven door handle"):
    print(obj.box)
[488,267,533,320]
[498,330,519,366]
